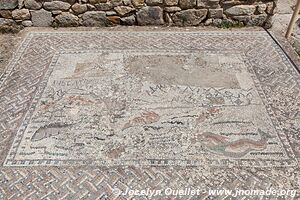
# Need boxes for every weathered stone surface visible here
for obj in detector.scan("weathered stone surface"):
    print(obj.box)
[95,3,113,11]
[164,0,178,6]
[172,9,207,26]
[225,5,256,16]
[43,1,71,11]
[0,18,21,33]
[12,9,30,20]
[131,0,144,7]
[137,6,164,25]
[31,9,53,27]
[212,18,223,26]
[62,0,76,4]
[107,15,120,24]
[89,0,107,4]
[266,2,276,15]
[114,6,135,16]
[0,10,12,19]
[233,14,267,27]
[24,0,42,10]
[0,0,277,28]
[197,0,219,9]
[106,11,117,15]
[209,8,223,18]
[232,15,251,23]
[204,18,212,25]
[120,15,136,25]
[123,0,132,6]
[0,0,18,10]
[164,6,181,12]
[179,0,196,9]
[111,0,123,6]
[120,14,136,25]
[72,3,88,14]
[110,0,123,7]
[248,14,268,26]
[197,0,208,8]
[81,11,108,26]
[21,20,33,26]
[86,4,96,10]
[55,12,79,26]
[146,0,163,6]
[52,10,62,15]
[257,3,267,14]
[165,12,173,24]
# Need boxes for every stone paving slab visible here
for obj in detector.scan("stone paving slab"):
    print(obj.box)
[0,29,300,199]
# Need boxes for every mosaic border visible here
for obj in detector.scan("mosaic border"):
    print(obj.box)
[0,30,299,168]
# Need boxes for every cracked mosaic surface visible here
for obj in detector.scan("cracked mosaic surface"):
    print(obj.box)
[3,50,294,167]
[0,30,299,199]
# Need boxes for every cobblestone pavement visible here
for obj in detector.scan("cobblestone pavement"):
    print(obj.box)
[0,28,300,199]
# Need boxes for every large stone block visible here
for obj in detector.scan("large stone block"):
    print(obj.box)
[0,18,21,33]
[89,0,107,4]
[111,0,123,6]
[225,5,256,16]
[81,11,108,26]
[12,9,30,20]
[179,0,196,9]
[71,3,88,15]
[95,3,113,11]
[120,15,136,25]
[172,9,207,26]
[24,0,42,10]
[55,12,79,26]
[136,6,164,25]
[0,0,18,10]
[248,14,268,26]
[31,9,53,27]
[114,6,135,16]
[209,8,223,18]
[0,10,12,18]
[164,0,178,6]
[22,20,32,26]
[146,0,163,6]
[131,0,144,7]
[43,1,71,11]
[197,0,219,9]
[164,6,181,12]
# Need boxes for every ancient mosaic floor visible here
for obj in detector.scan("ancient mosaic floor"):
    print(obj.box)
[0,29,300,199]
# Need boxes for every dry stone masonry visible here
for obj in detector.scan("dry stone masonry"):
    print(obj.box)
[0,0,277,31]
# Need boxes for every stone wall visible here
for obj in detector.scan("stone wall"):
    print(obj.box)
[0,0,277,31]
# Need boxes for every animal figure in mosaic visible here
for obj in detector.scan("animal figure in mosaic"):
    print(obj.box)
[122,111,160,130]
[31,122,75,142]
[198,129,272,158]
